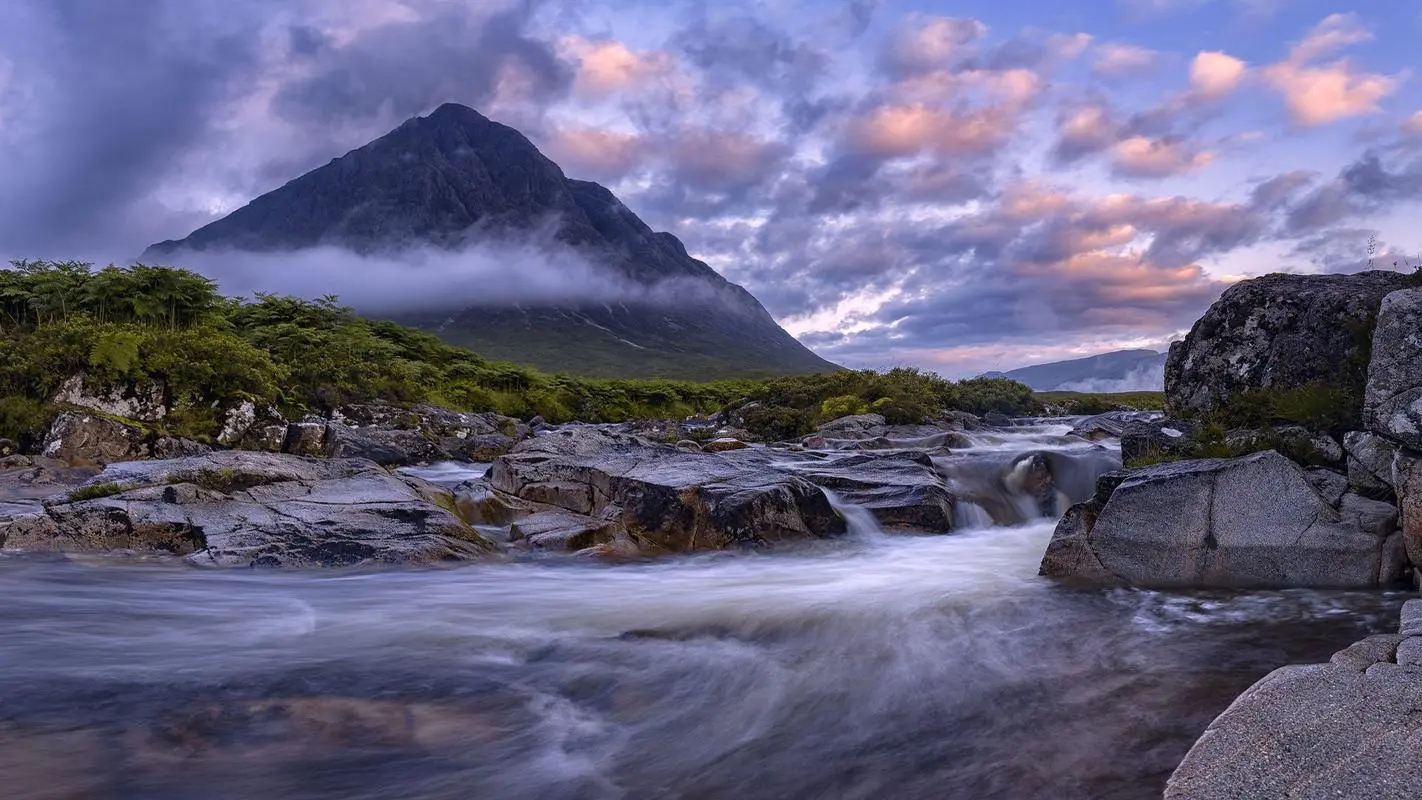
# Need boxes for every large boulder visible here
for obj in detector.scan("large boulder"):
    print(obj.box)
[1166,271,1410,420]
[1364,287,1422,449]
[1166,602,1422,799]
[487,428,846,552]
[1395,452,1422,568]
[0,451,494,567]
[40,411,149,465]
[1040,450,1405,589]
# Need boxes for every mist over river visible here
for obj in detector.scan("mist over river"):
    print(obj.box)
[0,427,1405,799]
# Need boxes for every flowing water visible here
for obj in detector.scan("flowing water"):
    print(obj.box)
[0,425,1405,800]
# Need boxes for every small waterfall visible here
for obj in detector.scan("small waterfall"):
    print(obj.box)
[822,488,886,540]
[933,445,1120,528]
[953,501,993,530]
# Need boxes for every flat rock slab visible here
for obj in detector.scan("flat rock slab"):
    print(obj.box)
[0,452,493,568]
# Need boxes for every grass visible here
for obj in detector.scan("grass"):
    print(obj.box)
[1035,391,1166,413]
[67,482,125,502]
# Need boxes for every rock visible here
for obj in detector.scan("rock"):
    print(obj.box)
[1167,651,1422,797]
[1364,287,1422,449]
[323,423,418,466]
[703,438,750,453]
[51,374,167,422]
[818,414,887,439]
[0,438,16,456]
[784,451,956,531]
[0,451,494,567]
[674,440,703,452]
[1303,468,1349,507]
[1040,451,1404,588]
[0,455,32,469]
[451,480,536,526]
[1120,418,1196,463]
[281,421,328,457]
[509,509,620,552]
[457,433,517,461]
[150,437,212,460]
[1166,270,1410,420]
[1068,411,1156,440]
[1394,452,1422,568]
[217,400,260,447]
[489,428,846,552]
[240,424,289,453]
[983,412,1015,427]
[1344,431,1397,498]
[41,411,148,465]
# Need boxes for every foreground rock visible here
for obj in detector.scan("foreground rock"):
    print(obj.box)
[0,452,493,567]
[482,428,846,553]
[1040,451,1405,589]
[1166,601,1422,799]
[1364,287,1422,450]
[1166,271,1409,420]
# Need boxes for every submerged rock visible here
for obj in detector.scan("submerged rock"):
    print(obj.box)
[783,451,956,531]
[0,451,493,567]
[1040,450,1405,589]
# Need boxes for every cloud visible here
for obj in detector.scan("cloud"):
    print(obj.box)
[559,35,676,97]
[1189,51,1247,99]
[542,125,645,180]
[1110,136,1215,177]
[1261,14,1400,126]
[845,103,1016,158]
[1092,43,1159,78]
[881,15,987,78]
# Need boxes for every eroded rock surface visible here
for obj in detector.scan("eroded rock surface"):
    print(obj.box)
[1365,287,1422,450]
[0,451,493,567]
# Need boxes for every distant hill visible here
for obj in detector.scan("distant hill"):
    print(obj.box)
[145,103,838,380]
[981,349,1167,392]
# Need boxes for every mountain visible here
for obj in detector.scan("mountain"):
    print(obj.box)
[145,103,837,380]
[981,349,1167,392]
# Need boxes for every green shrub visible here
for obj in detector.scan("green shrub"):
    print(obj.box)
[742,405,815,441]
[820,395,868,420]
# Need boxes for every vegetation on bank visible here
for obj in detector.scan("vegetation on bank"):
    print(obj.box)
[1034,391,1166,415]
[0,260,1040,447]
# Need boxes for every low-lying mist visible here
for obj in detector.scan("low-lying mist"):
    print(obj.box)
[1057,362,1166,393]
[164,242,745,314]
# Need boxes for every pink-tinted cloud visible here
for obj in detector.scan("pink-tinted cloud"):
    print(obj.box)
[882,15,987,77]
[1261,14,1401,126]
[1111,135,1215,177]
[1189,51,1247,99]
[542,125,644,179]
[559,35,677,97]
[845,103,1016,158]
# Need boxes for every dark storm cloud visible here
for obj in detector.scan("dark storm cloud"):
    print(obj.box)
[272,3,569,129]
[0,0,277,257]
[0,0,566,260]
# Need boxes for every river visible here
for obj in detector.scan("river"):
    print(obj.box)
[0,424,1405,799]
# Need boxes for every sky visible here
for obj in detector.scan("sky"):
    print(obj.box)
[1,0,1421,377]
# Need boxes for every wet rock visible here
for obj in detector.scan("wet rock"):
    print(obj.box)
[1364,287,1422,449]
[1166,270,1409,421]
[703,438,750,453]
[452,480,536,526]
[0,451,494,567]
[983,412,1015,427]
[510,509,620,551]
[41,411,148,465]
[1068,411,1155,440]
[817,414,887,439]
[786,451,956,531]
[1344,430,1397,498]
[323,423,419,466]
[490,430,846,552]
[1120,418,1196,463]
[1040,451,1403,589]
[51,373,167,422]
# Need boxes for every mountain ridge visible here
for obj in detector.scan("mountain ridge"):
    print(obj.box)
[981,349,1167,392]
[146,103,836,379]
